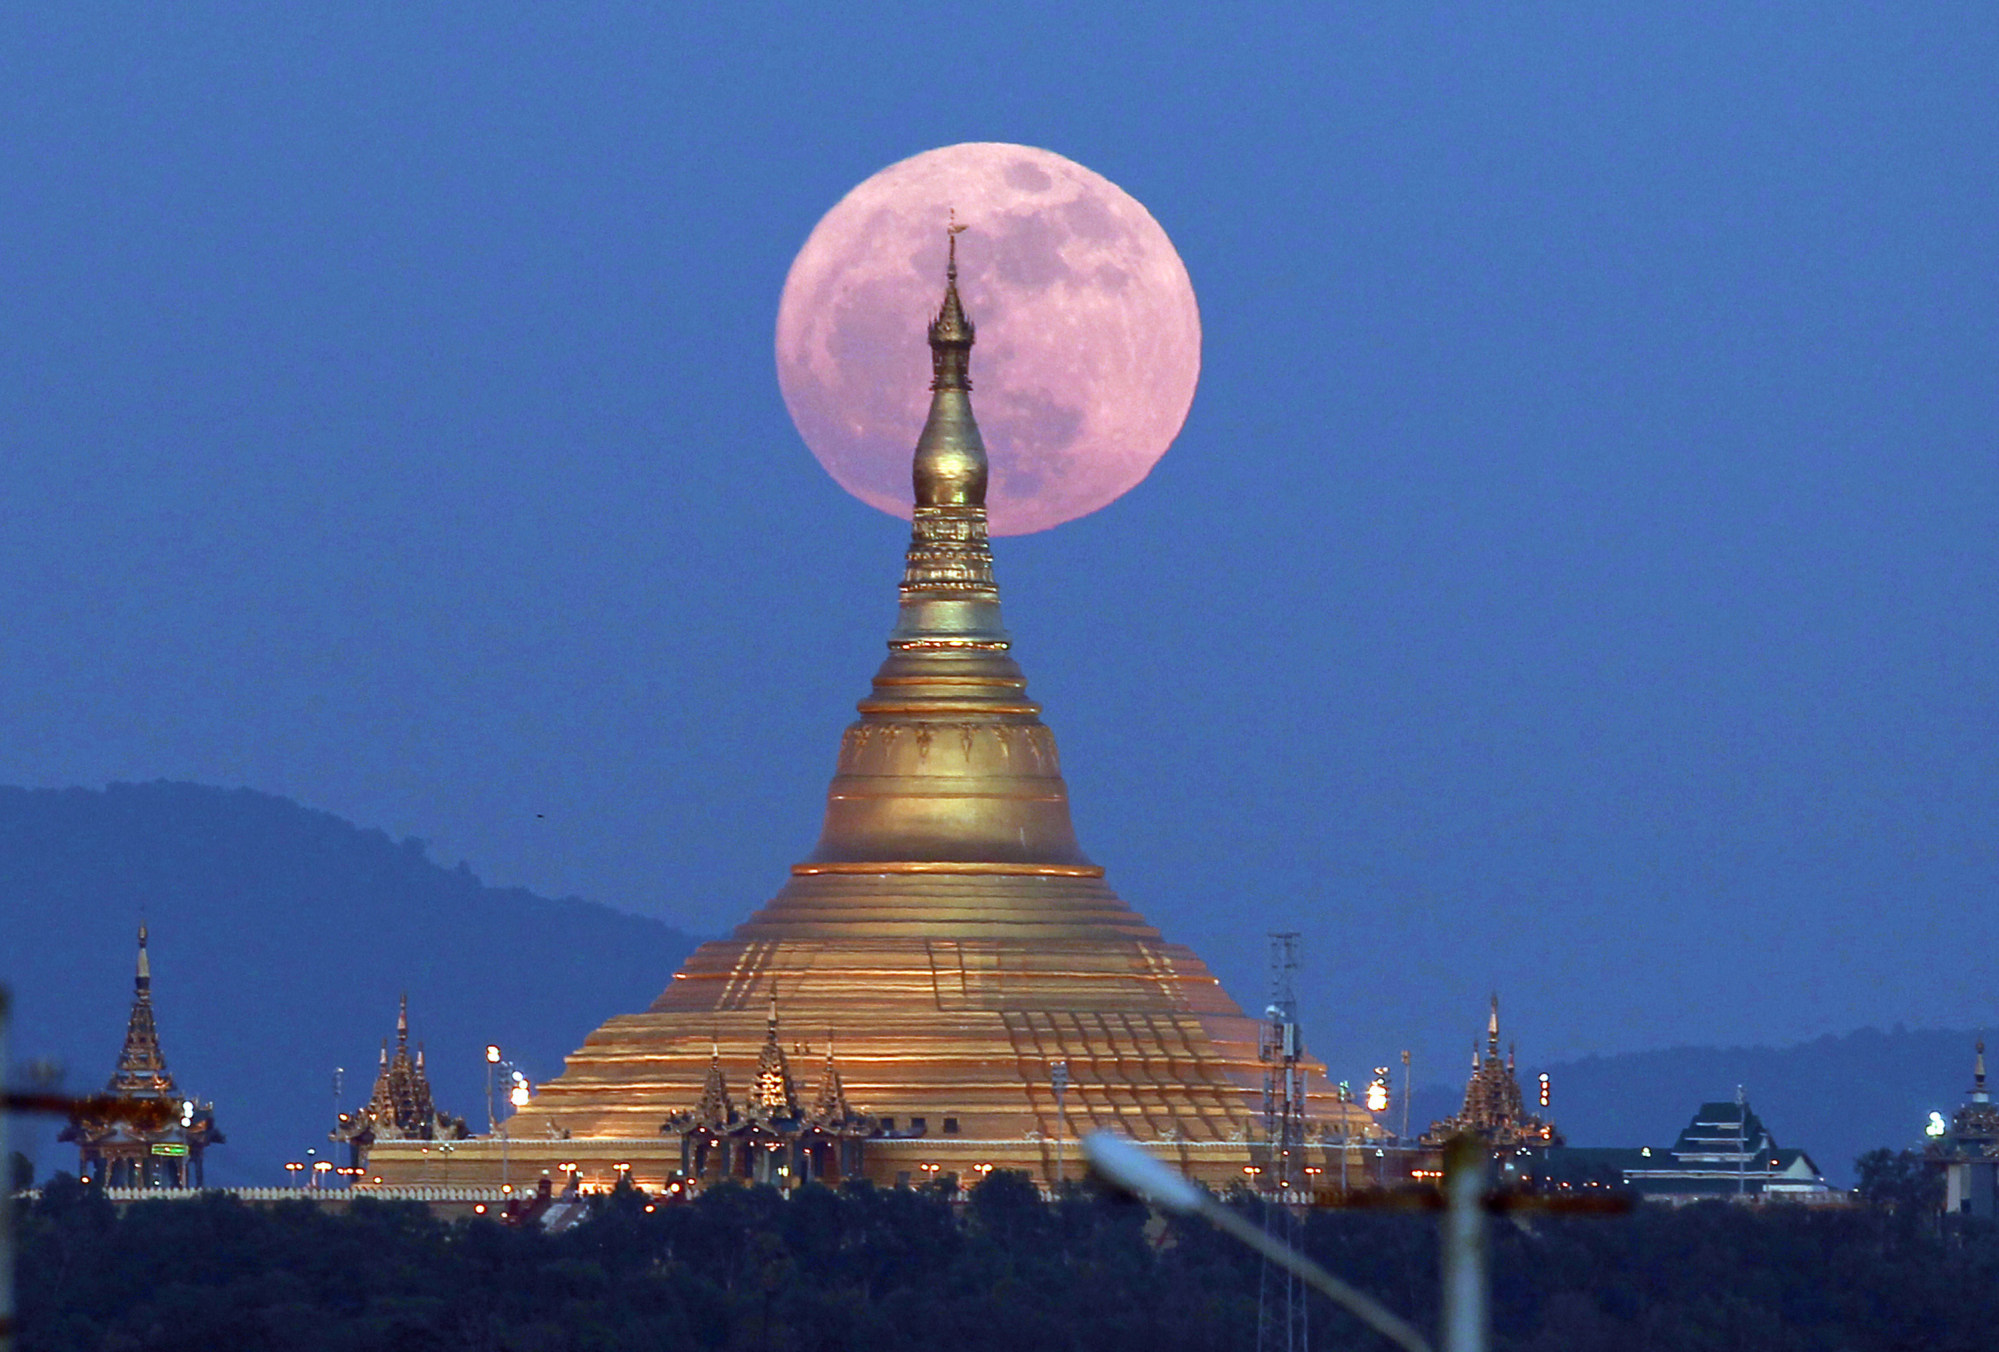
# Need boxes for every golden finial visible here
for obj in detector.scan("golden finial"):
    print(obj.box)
[947,207,968,278]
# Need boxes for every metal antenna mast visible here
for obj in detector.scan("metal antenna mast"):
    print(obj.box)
[1257,932,1307,1352]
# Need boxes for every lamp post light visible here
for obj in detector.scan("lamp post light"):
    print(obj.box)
[284,1161,305,1188]
[506,1070,531,1193]
[314,1160,333,1188]
[485,1045,501,1134]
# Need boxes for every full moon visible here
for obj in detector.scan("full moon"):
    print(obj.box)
[776,143,1201,536]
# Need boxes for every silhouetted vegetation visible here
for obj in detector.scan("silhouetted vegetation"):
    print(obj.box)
[18,1170,1999,1352]
[1853,1147,1946,1217]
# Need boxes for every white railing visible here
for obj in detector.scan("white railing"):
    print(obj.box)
[33,1185,521,1204]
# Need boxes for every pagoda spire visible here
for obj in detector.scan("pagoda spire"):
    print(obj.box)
[695,1043,735,1127]
[751,994,800,1122]
[1974,1039,1989,1105]
[903,211,994,587]
[809,1038,855,1127]
[1487,994,1502,1056]
[110,925,175,1097]
[788,220,1098,877]
[336,996,467,1149]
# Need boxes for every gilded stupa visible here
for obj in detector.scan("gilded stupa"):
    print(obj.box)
[365,231,1374,1191]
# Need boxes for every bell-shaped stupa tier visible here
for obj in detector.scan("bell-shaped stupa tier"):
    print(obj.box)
[362,234,1374,1193]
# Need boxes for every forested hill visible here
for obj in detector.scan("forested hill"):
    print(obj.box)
[0,781,699,1186]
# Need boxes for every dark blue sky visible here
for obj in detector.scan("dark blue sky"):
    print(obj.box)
[3,6,1994,1088]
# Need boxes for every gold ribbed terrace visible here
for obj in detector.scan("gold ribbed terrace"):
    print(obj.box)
[364,227,1373,1193]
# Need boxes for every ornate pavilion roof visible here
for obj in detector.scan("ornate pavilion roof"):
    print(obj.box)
[1424,995,1562,1148]
[61,926,223,1152]
[333,995,468,1146]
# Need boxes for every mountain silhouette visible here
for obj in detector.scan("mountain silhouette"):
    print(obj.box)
[0,781,696,1185]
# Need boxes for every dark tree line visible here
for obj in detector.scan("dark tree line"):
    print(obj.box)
[16,1168,1998,1352]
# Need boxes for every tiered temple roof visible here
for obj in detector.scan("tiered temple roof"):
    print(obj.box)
[1539,1095,1830,1201]
[1423,996,1561,1148]
[332,995,469,1162]
[662,1004,877,1185]
[60,926,224,1188]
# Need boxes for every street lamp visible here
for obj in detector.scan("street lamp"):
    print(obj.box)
[487,1051,529,1193]
[284,1161,305,1187]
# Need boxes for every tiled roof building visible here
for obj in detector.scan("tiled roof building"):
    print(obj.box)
[1538,1095,1832,1203]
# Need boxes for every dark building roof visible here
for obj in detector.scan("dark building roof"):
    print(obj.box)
[1535,1095,1829,1200]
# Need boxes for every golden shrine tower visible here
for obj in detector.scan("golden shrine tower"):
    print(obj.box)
[61,927,224,1188]
[363,235,1375,1192]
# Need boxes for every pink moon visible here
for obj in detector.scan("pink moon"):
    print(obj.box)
[776,143,1201,536]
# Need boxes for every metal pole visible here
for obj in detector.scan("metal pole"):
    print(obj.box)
[1338,1082,1350,1193]
[1440,1136,1489,1352]
[1051,1061,1070,1191]
[1400,1050,1411,1144]
[1736,1085,1746,1199]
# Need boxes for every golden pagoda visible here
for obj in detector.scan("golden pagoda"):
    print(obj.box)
[364,230,1375,1192]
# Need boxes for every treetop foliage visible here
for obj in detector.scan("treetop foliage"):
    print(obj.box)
[18,1168,1999,1352]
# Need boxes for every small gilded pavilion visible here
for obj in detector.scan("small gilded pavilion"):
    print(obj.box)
[1423,996,1562,1149]
[361,231,1377,1193]
[61,927,224,1188]
[331,996,470,1169]
[663,999,878,1186]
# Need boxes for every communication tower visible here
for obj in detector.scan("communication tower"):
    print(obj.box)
[1257,932,1307,1352]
